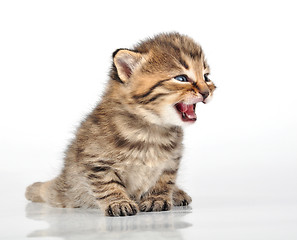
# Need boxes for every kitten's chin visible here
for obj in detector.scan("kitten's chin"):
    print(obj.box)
[135,104,197,128]
[159,105,196,128]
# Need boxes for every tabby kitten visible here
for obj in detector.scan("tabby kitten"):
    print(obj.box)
[25,32,216,216]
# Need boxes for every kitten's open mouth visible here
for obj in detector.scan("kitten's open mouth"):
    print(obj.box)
[174,103,197,122]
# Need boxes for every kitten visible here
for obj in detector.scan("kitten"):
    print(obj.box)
[25,32,216,216]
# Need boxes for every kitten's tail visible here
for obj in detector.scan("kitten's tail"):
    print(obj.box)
[25,182,47,203]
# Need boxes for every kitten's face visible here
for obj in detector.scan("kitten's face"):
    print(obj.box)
[112,33,216,127]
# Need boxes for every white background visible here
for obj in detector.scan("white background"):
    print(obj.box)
[0,0,296,239]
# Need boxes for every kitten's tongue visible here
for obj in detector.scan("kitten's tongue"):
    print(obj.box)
[175,103,197,121]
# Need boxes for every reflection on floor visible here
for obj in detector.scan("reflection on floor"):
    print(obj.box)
[26,203,192,240]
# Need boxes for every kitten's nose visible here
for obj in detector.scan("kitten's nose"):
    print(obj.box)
[200,91,209,100]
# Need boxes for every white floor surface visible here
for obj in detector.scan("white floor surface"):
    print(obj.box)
[1,172,296,240]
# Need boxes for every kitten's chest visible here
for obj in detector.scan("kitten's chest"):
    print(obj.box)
[123,159,173,197]
[119,146,180,197]
[112,124,183,196]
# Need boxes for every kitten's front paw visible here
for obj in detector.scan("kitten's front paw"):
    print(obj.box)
[172,188,192,206]
[105,200,139,217]
[139,196,172,212]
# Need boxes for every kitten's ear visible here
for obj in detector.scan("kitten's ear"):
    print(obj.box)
[113,49,143,82]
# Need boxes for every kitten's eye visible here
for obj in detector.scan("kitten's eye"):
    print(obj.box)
[204,74,211,82]
[174,75,188,82]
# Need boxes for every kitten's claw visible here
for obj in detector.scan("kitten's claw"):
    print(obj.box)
[105,200,139,217]
[139,196,172,212]
[172,188,192,206]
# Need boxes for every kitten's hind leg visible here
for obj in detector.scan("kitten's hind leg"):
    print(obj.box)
[172,186,192,206]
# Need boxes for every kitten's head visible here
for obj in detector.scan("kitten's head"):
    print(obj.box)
[109,32,216,127]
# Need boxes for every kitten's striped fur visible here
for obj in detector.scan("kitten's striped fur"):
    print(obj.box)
[25,32,216,216]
